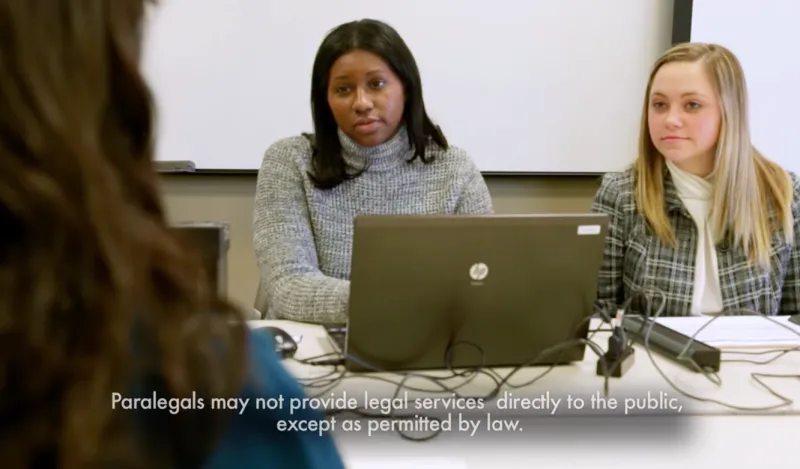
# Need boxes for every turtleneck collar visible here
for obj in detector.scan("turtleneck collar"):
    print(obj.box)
[338,125,412,172]
[665,159,713,201]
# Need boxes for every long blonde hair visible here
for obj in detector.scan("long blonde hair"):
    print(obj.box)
[633,42,794,268]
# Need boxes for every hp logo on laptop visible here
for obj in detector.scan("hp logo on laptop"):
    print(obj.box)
[469,262,489,281]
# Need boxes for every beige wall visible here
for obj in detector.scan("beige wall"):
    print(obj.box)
[160,175,602,310]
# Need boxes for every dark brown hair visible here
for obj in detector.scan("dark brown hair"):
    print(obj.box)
[0,2,247,468]
[308,19,448,189]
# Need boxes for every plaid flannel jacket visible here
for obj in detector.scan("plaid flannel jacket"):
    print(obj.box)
[591,167,800,318]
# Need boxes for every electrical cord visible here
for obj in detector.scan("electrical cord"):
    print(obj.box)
[632,287,800,413]
[291,291,799,441]
[294,311,613,442]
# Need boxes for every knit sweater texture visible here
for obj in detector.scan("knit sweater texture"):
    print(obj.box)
[253,126,494,324]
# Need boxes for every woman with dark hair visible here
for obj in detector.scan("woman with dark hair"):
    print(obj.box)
[254,19,494,324]
[0,1,343,468]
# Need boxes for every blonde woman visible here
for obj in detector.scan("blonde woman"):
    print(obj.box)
[592,43,800,318]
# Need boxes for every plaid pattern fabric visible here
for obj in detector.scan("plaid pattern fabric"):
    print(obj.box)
[591,167,800,318]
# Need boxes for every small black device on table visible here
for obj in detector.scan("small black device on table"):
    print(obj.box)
[621,315,721,372]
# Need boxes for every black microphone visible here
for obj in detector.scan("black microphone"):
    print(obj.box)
[596,309,635,378]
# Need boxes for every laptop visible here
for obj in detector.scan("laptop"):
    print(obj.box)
[326,213,609,372]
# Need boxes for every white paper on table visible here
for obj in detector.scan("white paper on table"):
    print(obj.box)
[654,315,800,348]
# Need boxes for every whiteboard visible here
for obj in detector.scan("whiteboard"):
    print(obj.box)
[140,0,673,173]
[689,0,800,176]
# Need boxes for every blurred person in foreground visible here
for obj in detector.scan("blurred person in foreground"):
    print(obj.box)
[0,1,344,468]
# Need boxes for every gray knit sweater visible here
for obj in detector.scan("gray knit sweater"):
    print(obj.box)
[253,126,494,324]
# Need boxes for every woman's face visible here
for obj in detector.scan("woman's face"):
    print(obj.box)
[647,61,722,177]
[327,49,405,146]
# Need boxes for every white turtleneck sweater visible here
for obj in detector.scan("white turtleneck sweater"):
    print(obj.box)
[253,127,494,324]
[665,160,723,315]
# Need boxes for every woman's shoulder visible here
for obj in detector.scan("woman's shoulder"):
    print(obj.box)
[242,327,305,397]
[593,166,637,212]
[199,327,345,469]
[421,141,483,181]
[425,140,472,165]
[261,134,315,173]
[599,166,636,190]
[788,170,800,197]
[785,170,800,219]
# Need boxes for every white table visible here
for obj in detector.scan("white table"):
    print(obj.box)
[250,319,800,468]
